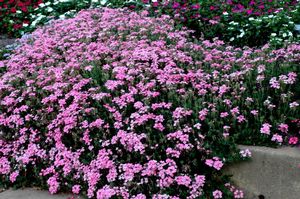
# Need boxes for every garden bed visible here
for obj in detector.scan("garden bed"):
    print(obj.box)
[0,6,299,199]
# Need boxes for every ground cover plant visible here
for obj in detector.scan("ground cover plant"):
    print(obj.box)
[0,7,299,199]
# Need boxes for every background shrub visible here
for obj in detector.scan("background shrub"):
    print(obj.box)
[138,0,300,47]
[2,0,300,48]
[0,0,43,36]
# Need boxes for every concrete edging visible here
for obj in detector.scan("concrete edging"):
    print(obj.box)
[0,188,79,199]
[225,145,300,199]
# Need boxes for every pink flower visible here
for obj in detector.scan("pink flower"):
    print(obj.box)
[47,176,59,194]
[230,107,240,116]
[194,175,205,187]
[220,112,229,118]
[213,190,223,198]
[213,159,224,170]
[270,77,280,89]
[237,115,246,123]
[250,110,258,116]
[96,186,116,199]
[271,134,283,143]
[72,185,81,194]
[209,20,219,25]
[175,175,191,187]
[0,157,10,175]
[152,2,158,7]
[260,123,271,135]
[234,190,244,198]
[199,108,209,121]
[172,2,180,9]
[132,194,147,199]
[289,137,298,145]
[205,157,224,170]
[246,9,253,15]
[278,123,288,133]
[9,171,19,183]
[191,4,200,10]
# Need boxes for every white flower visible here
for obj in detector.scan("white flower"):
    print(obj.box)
[237,29,245,38]
[46,7,54,12]
[100,0,108,4]
[31,21,37,27]
[290,102,299,108]
[240,149,252,158]
[59,15,66,20]
[271,33,277,37]
[239,33,245,38]
[39,3,45,7]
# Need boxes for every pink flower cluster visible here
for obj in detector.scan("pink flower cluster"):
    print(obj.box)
[0,7,299,198]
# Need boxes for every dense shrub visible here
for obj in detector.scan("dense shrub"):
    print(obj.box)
[0,8,299,198]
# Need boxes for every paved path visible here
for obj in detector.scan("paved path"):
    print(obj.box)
[0,188,81,199]
[225,145,300,199]
[0,35,15,48]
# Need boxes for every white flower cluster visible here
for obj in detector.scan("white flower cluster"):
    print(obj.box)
[24,0,145,32]
[225,9,297,45]
[26,0,91,30]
